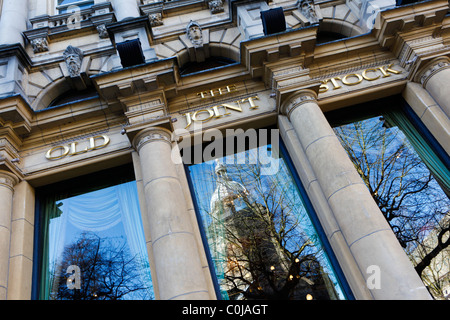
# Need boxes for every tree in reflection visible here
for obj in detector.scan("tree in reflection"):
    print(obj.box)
[333,117,450,299]
[206,158,340,300]
[50,232,152,300]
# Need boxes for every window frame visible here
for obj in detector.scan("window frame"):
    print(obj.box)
[184,130,355,300]
[31,164,154,300]
[56,0,95,14]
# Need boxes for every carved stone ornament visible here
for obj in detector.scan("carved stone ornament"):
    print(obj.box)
[149,13,163,27]
[418,57,450,87]
[208,0,224,14]
[133,128,172,153]
[0,171,19,191]
[96,24,109,39]
[31,37,49,53]
[297,0,319,24]
[63,45,84,78]
[186,20,203,48]
[281,90,317,119]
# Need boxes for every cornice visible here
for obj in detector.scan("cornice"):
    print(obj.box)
[374,0,449,50]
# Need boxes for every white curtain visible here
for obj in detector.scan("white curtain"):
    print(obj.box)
[48,181,152,295]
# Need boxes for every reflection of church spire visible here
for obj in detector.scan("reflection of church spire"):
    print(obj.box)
[210,159,249,218]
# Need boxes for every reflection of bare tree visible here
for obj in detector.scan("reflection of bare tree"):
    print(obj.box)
[334,117,450,299]
[206,158,340,300]
[50,232,152,300]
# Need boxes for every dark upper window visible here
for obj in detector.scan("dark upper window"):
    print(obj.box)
[179,57,237,76]
[316,31,348,45]
[47,87,98,109]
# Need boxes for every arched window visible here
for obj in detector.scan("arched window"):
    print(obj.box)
[46,87,98,109]
[179,57,237,76]
[316,31,348,45]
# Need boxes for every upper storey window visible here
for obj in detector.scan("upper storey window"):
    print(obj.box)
[57,0,95,14]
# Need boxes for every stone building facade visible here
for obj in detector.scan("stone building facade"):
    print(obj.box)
[0,0,449,300]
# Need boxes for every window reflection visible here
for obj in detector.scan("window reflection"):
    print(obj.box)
[188,144,346,300]
[332,110,450,300]
[57,0,94,13]
[40,181,154,300]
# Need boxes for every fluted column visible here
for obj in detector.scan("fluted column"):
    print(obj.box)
[132,127,210,300]
[281,90,431,300]
[110,0,140,21]
[0,171,19,300]
[416,56,450,119]
[0,0,29,46]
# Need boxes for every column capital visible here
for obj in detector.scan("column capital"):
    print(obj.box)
[280,89,318,119]
[414,56,450,87]
[132,127,173,153]
[0,170,19,191]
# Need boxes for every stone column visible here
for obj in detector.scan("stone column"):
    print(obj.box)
[0,171,18,300]
[0,0,29,46]
[416,56,450,119]
[281,90,432,300]
[132,127,211,300]
[402,81,450,155]
[7,181,35,300]
[110,0,140,21]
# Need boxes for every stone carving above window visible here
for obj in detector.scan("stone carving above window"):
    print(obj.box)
[208,0,225,14]
[31,37,49,53]
[149,12,163,27]
[187,21,203,48]
[96,24,109,38]
[63,45,84,78]
[297,0,319,24]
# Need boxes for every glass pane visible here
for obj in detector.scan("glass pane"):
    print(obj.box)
[58,0,94,13]
[188,144,346,300]
[333,115,450,300]
[41,181,154,300]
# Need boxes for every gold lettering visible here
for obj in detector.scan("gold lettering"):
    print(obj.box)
[319,80,329,93]
[192,109,215,122]
[243,96,260,109]
[45,135,111,161]
[46,145,70,160]
[184,112,192,129]
[183,94,259,128]
[88,135,110,150]
[362,68,380,81]
[196,84,237,99]
[212,106,224,118]
[318,64,402,95]
[70,141,88,156]
[226,85,237,93]
[377,64,401,78]
[221,102,243,114]
[329,77,342,90]
[342,73,363,86]
[197,91,208,99]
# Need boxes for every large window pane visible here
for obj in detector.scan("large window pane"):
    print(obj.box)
[37,177,154,300]
[331,101,450,300]
[187,141,347,300]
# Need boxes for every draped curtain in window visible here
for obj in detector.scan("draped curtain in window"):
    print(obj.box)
[383,108,450,195]
[39,181,152,300]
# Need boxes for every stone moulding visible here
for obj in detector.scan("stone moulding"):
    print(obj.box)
[414,56,450,87]
[132,127,173,153]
